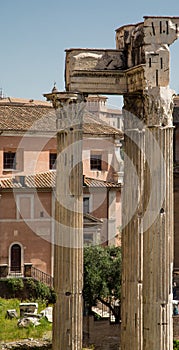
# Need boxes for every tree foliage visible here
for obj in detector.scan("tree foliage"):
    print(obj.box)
[173,340,179,350]
[83,245,122,322]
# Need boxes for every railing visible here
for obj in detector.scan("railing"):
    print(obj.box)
[8,266,24,277]
[0,265,24,278]
[31,266,54,288]
[0,264,54,288]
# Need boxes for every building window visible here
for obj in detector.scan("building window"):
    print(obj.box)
[3,149,24,172]
[90,154,102,170]
[84,233,93,245]
[49,153,57,170]
[16,194,34,220]
[3,152,16,170]
[83,197,90,214]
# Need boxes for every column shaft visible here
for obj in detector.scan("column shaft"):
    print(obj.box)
[121,128,144,350]
[143,127,173,350]
[52,94,84,350]
[121,92,174,350]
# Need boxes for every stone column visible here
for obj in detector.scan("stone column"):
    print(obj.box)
[49,92,84,350]
[121,88,174,350]
[121,97,145,350]
[142,89,174,350]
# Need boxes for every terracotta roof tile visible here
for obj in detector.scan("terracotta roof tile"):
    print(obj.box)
[0,105,56,132]
[0,171,121,189]
[0,97,51,106]
[83,176,121,188]
[0,101,123,136]
[84,213,103,224]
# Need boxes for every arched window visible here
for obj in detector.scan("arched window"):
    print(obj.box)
[10,244,21,273]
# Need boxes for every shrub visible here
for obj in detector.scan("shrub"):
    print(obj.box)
[0,278,56,304]
[25,278,56,305]
[25,278,38,300]
[174,340,179,349]
[48,288,56,304]
[7,278,24,297]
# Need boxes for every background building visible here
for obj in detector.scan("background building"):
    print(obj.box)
[0,96,123,277]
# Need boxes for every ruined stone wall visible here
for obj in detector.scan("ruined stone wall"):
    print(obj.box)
[0,340,52,350]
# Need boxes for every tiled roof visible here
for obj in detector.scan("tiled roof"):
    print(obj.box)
[0,172,55,189]
[104,108,122,115]
[84,213,103,224]
[83,176,121,188]
[0,171,121,189]
[0,100,123,136]
[0,97,51,106]
[83,111,122,136]
[0,105,56,132]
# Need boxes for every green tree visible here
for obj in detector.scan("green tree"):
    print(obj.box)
[83,245,122,323]
[173,340,179,350]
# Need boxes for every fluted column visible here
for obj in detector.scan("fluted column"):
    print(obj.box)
[51,92,85,350]
[121,102,145,350]
[142,125,173,350]
[121,88,174,350]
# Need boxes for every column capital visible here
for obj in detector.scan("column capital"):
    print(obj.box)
[44,90,87,131]
[44,90,87,109]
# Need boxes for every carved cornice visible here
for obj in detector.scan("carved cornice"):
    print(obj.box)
[123,86,175,127]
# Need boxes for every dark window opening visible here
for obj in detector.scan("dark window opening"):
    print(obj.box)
[160,57,163,69]
[166,21,169,35]
[84,233,93,244]
[156,69,159,86]
[151,22,155,35]
[49,153,57,170]
[90,154,102,170]
[83,197,90,214]
[160,21,162,34]
[11,244,21,272]
[3,152,16,170]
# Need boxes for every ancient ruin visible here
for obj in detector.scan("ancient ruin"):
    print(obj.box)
[45,16,179,350]
[44,91,85,349]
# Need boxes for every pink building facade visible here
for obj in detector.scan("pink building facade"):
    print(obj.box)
[0,97,123,277]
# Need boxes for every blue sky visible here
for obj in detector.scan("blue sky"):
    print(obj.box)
[0,0,179,108]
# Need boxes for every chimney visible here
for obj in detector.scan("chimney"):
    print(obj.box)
[14,175,26,187]
[19,176,25,187]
